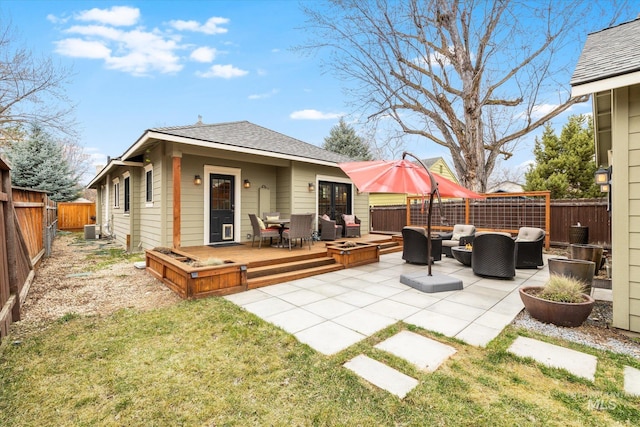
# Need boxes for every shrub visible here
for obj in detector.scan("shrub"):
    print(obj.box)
[539,275,587,303]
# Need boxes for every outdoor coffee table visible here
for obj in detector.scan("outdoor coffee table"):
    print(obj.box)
[451,246,472,266]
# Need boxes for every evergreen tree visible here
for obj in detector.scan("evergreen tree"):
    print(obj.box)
[524,115,600,199]
[323,118,373,160]
[7,124,80,201]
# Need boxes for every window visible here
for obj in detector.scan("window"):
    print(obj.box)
[145,164,153,205]
[124,176,130,213]
[113,178,120,208]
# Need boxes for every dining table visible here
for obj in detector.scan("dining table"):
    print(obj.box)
[264,217,290,247]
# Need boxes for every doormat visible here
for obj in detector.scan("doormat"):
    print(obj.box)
[208,242,243,248]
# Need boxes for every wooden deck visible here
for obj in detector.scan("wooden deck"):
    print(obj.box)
[179,233,399,267]
[147,233,403,298]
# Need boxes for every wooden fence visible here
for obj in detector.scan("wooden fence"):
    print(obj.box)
[58,202,95,231]
[0,166,34,339]
[370,196,611,248]
[12,188,57,264]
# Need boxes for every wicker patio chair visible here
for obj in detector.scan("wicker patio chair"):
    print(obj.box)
[440,224,476,257]
[318,215,343,241]
[514,227,545,269]
[471,232,516,279]
[249,213,281,248]
[401,226,442,264]
[282,213,313,250]
[341,214,361,238]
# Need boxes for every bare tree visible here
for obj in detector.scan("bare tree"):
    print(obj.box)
[0,17,76,142]
[300,0,628,191]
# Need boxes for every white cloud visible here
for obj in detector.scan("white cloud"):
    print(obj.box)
[248,89,279,100]
[190,46,218,63]
[169,16,229,34]
[196,64,248,79]
[530,103,559,118]
[50,7,233,77]
[290,109,343,120]
[54,38,111,59]
[57,24,183,76]
[75,6,140,26]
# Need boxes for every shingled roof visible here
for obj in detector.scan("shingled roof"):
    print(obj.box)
[149,120,353,164]
[571,18,640,87]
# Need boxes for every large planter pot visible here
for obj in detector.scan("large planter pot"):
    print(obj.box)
[547,258,595,294]
[519,286,595,327]
[568,244,603,275]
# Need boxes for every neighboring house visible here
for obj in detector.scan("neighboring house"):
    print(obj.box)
[87,120,367,251]
[369,157,459,206]
[571,18,640,334]
[487,181,524,194]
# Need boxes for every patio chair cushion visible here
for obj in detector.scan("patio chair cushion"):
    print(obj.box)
[321,214,330,221]
[257,217,266,230]
[266,215,280,222]
[343,214,356,224]
[515,227,544,242]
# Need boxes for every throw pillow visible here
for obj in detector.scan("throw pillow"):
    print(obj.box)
[343,214,355,224]
[452,232,462,241]
[257,217,266,230]
[266,215,279,222]
[322,214,330,221]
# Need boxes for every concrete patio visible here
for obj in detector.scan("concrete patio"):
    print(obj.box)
[225,249,552,353]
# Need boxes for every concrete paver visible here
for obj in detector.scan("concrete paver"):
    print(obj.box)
[507,336,598,381]
[375,330,456,372]
[624,365,640,396]
[344,354,419,398]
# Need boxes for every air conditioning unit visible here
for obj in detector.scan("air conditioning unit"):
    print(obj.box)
[84,224,96,240]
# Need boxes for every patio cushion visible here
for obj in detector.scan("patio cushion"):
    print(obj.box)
[266,215,280,222]
[516,227,544,242]
[343,214,355,224]
[322,214,330,221]
[257,217,266,230]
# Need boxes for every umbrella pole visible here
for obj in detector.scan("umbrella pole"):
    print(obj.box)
[427,190,434,276]
[402,151,440,277]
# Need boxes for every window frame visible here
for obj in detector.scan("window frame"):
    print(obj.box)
[123,173,130,214]
[144,163,153,206]
[113,178,120,209]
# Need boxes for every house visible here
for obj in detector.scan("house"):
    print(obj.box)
[487,181,524,194]
[571,18,640,334]
[87,120,368,251]
[368,157,459,206]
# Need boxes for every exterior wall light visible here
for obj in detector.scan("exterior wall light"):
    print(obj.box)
[194,175,202,185]
[308,182,315,192]
[243,179,251,189]
[595,166,610,193]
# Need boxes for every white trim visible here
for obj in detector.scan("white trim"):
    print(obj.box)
[203,165,242,245]
[144,163,154,207]
[123,171,130,179]
[572,70,640,97]
[124,131,340,168]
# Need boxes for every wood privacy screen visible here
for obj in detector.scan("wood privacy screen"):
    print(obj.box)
[58,202,96,231]
[370,192,611,248]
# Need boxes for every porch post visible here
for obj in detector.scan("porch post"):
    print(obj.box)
[172,154,181,248]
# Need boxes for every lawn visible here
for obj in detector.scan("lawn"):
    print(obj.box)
[1,297,639,426]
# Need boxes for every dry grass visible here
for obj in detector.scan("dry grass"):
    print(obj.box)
[1,299,639,426]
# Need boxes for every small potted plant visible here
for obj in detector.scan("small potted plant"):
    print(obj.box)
[519,275,595,327]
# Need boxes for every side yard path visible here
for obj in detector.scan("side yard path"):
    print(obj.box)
[12,232,181,337]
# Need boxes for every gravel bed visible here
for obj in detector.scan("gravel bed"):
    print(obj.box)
[512,300,640,359]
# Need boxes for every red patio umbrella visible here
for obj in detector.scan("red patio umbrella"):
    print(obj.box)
[339,152,483,275]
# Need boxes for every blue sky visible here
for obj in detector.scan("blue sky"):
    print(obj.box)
[1,1,627,183]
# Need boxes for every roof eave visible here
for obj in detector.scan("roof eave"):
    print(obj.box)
[571,69,640,97]
[123,130,343,167]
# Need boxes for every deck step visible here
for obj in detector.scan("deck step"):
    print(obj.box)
[379,241,401,255]
[247,256,337,279]
[247,263,344,289]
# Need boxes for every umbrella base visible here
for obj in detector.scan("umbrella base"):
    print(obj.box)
[400,272,463,294]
